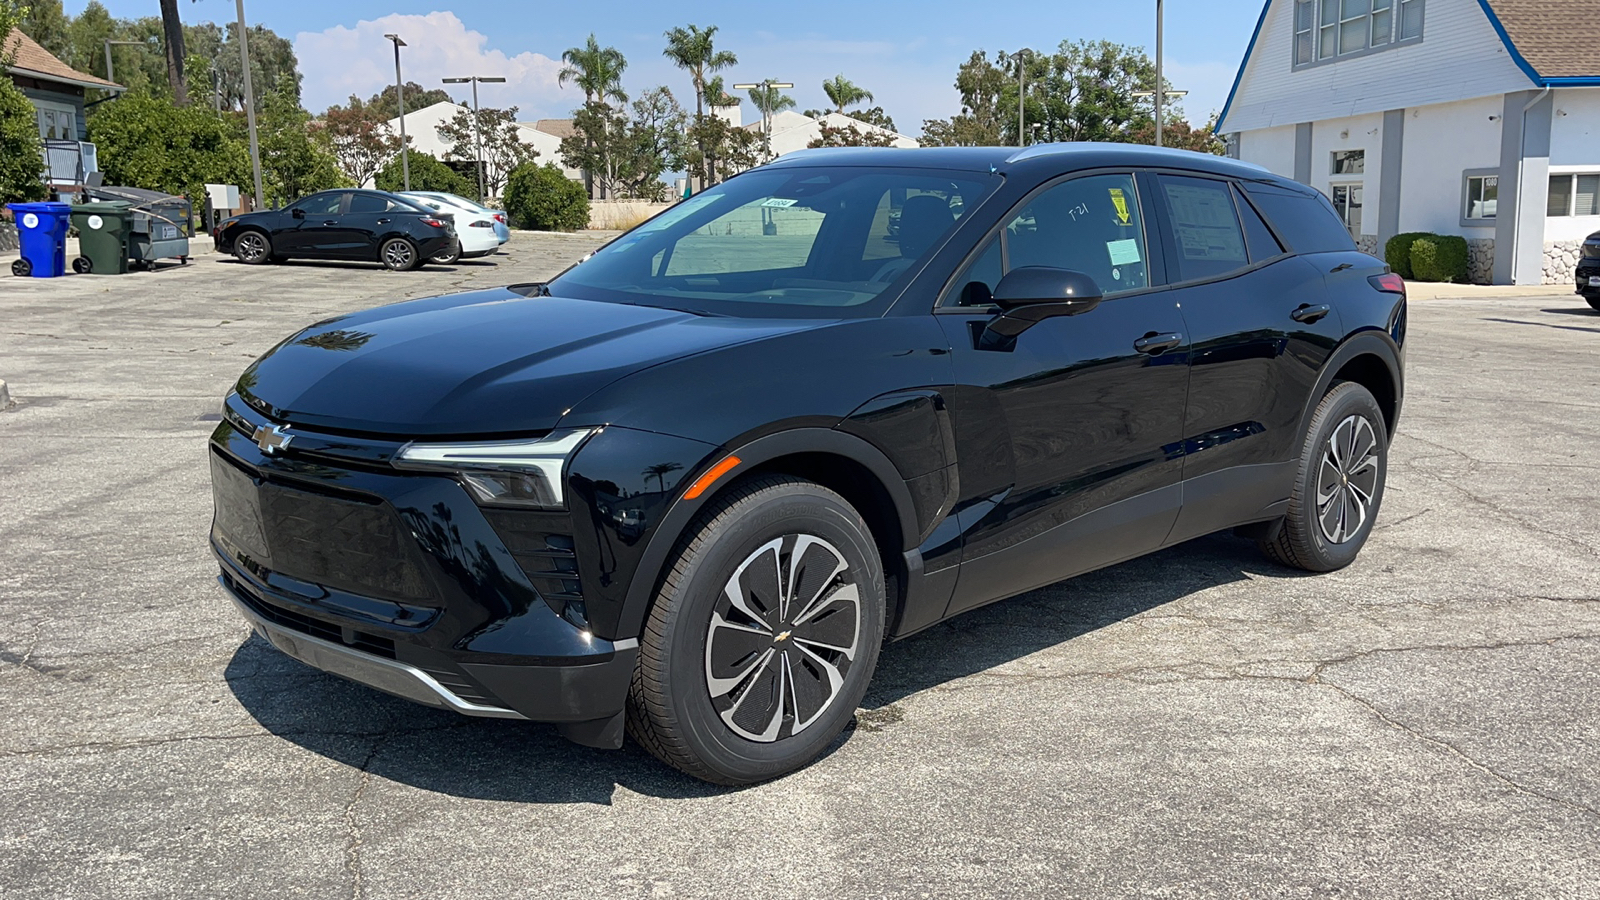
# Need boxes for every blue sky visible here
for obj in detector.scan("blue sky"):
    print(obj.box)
[73,1,1265,132]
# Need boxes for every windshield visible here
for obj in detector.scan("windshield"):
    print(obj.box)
[548,166,995,318]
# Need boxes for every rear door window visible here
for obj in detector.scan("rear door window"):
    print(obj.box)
[1234,185,1286,262]
[1241,183,1357,253]
[1155,175,1249,282]
[1003,173,1150,296]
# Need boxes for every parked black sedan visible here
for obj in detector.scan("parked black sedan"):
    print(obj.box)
[1578,231,1600,311]
[213,190,457,270]
[210,145,1405,785]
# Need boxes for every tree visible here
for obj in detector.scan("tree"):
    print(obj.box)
[158,0,186,106]
[183,20,298,113]
[559,33,627,197]
[85,92,249,199]
[365,81,452,121]
[0,49,47,203]
[560,87,685,201]
[503,162,588,232]
[681,114,760,184]
[845,106,896,133]
[746,81,796,119]
[807,122,895,149]
[1129,114,1227,155]
[257,73,344,203]
[19,0,71,61]
[662,23,736,187]
[821,74,873,114]
[374,151,473,196]
[436,105,538,199]
[314,96,401,186]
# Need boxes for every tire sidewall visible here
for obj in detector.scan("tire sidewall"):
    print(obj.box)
[656,485,885,782]
[1296,382,1389,569]
[381,238,417,271]
[234,230,270,265]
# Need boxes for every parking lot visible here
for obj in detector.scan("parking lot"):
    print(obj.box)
[2,235,1598,898]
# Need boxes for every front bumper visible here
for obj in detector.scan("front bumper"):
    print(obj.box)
[208,398,639,747]
[1577,261,1600,296]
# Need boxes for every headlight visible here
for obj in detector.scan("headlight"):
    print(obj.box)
[392,428,597,509]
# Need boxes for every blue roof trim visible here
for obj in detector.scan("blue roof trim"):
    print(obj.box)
[1543,77,1600,86]
[1474,0,1543,86]
[1215,0,1274,135]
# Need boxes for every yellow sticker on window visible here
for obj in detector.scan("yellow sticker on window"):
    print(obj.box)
[1109,188,1133,226]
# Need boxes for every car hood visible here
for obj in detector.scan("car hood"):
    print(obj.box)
[236,287,818,436]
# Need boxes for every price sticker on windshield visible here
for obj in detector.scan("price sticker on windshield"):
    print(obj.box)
[761,198,799,208]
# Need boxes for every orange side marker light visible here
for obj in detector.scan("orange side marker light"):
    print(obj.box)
[683,455,742,500]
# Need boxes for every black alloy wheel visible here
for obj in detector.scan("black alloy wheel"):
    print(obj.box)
[627,476,885,785]
[381,237,418,271]
[1260,381,1388,572]
[234,231,271,265]
[72,257,91,274]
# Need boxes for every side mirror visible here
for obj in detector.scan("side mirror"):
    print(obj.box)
[979,267,1104,350]
[290,207,305,219]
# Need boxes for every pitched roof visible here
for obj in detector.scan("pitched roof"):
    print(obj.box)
[527,118,575,139]
[4,28,123,91]
[1483,0,1600,81]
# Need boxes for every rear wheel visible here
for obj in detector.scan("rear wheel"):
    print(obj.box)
[1260,381,1388,572]
[233,230,271,265]
[380,237,418,271]
[430,240,461,265]
[627,476,885,785]
[72,257,91,274]
[11,258,30,277]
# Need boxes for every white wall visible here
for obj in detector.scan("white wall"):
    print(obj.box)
[382,101,575,188]
[762,110,919,158]
[1395,95,1503,237]
[1307,111,1385,237]
[1221,0,1533,134]
[1237,124,1297,178]
[1545,89,1600,243]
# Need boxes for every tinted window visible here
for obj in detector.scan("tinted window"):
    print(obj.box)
[1242,183,1357,253]
[350,193,417,214]
[1157,175,1248,282]
[1234,185,1285,262]
[950,236,1002,305]
[291,193,344,216]
[1004,173,1148,295]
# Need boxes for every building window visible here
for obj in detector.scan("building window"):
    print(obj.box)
[33,104,76,141]
[1549,174,1600,217]
[1331,184,1363,237]
[1332,150,1365,175]
[1295,0,1423,67]
[1464,174,1497,220]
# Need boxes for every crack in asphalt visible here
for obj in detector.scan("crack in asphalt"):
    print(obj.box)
[344,733,389,900]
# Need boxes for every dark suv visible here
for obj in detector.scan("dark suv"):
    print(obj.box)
[1577,231,1600,310]
[214,189,456,271]
[210,146,1405,784]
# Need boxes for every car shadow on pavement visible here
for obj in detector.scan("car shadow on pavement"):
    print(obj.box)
[1541,306,1599,317]
[223,532,1295,803]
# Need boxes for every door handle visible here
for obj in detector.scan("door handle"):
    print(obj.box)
[321,220,338,226]
[376,218,391,224]
[1134,332,1183,356]
[1291,303,1332,324]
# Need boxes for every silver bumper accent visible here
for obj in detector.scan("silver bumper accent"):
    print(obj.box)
[226,590,528,720]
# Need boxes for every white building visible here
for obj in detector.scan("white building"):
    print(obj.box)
[751,110,919,159]
[383,100,579,189]
[1217,0,1599,284]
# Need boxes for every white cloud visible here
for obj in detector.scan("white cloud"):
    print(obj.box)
[294,13,573,120]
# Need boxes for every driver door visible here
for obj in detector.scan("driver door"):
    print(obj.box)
[936,171,1191,617]
[277,192,347,257]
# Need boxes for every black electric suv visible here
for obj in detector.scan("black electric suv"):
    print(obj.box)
[213,189,457,271]
[209,145,1406,784]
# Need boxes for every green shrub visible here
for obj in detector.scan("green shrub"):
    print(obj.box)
[374,151,475,197]
[1384,232,1434,280]
[0,79,46,204]
[86,92,250,200]
[1410,235,1470,283]
[503,162,589,231]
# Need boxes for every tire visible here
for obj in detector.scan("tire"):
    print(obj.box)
[72,257,91,274]
[626,476,886,785]
[11,258,30,277]
[233,230,271,265]
[1260,381,1389,572]
[1586,296,1600,312]
[430,241,461,265]
[380,237,418,271]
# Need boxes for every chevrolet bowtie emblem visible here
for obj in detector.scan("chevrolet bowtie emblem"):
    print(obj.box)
[252,423,293,456]
[775,630,792,642]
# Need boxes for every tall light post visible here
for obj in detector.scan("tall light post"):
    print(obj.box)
[442,75,507,203]
[103,37,156,87]
[1133,88,1187,146]
[733,79,793,162]
[384,34,410,191]
[235,0,263,208]
[1015,48,1032,147]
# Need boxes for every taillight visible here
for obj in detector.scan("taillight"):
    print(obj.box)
[469,220,493,228]
[1369,273,1406,295]
[420,217,446,228]
[494,213,506,224]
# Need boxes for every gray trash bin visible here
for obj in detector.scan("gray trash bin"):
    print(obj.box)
[84,185,193,269]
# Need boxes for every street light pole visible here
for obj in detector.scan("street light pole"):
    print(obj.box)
[384,34,410,191]
[103,38,155,87]
[1016,49,1029,147]
[443,75,506,204]
[235,0,264,208]
[1155,0,1164,148]
[733,79,794,162]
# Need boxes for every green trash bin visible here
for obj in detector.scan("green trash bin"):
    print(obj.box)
[69,201,133,275]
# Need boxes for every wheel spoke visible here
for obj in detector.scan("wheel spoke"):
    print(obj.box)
[788,643,846,731]
[786,535,847,624]
[725,538,783,630]
[705,615,774,698]
[790,585,860,657]
[722,651,785,741]
[1319,486,1345,542]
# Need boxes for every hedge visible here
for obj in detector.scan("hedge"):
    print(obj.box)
[1410,235,1470,283]
[375,151,475,198]
[503,162,589,232]
[1384,232,1434,280]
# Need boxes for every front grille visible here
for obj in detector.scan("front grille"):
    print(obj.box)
[481,510,585,622]
[211,450,433,603]
[228,574,398,659]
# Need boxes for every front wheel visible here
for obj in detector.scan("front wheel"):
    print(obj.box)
[1586,296,1600,312]
[12,258,32,277]
[627,476,885,785]
[72,257,91,274]
[233,230,271,265]
[1260,381,1388,572]
[380,237,419,271]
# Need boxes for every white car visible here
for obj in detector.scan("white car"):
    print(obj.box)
[399,192,501,262]
[403,191,510,245]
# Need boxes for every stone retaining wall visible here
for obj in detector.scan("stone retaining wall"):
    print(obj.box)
[0,222,17,253]
[1355,235,1379,256]
[1543,240,1585,286]
[1467,238,1494,286]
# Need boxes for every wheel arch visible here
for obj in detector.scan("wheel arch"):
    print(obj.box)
[1302,330,1403,442]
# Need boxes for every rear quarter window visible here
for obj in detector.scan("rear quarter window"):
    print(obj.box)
[1241,183,1357,254]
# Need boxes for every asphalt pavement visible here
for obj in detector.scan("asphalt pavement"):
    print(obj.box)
[1,238,1597,898]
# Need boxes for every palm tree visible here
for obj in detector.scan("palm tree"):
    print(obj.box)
[663,24,738,187]
[642,462,683,494]
[158,0,187,105]
[822,75,873,115]
[559,35,628,198]
[746,81,796,160]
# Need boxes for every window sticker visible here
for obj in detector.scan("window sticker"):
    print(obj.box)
[761,198,799,208]
[1109,188,1133,226]
[1107,238,1142,266]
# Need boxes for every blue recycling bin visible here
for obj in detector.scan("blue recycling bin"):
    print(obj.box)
[8,201,71,278]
